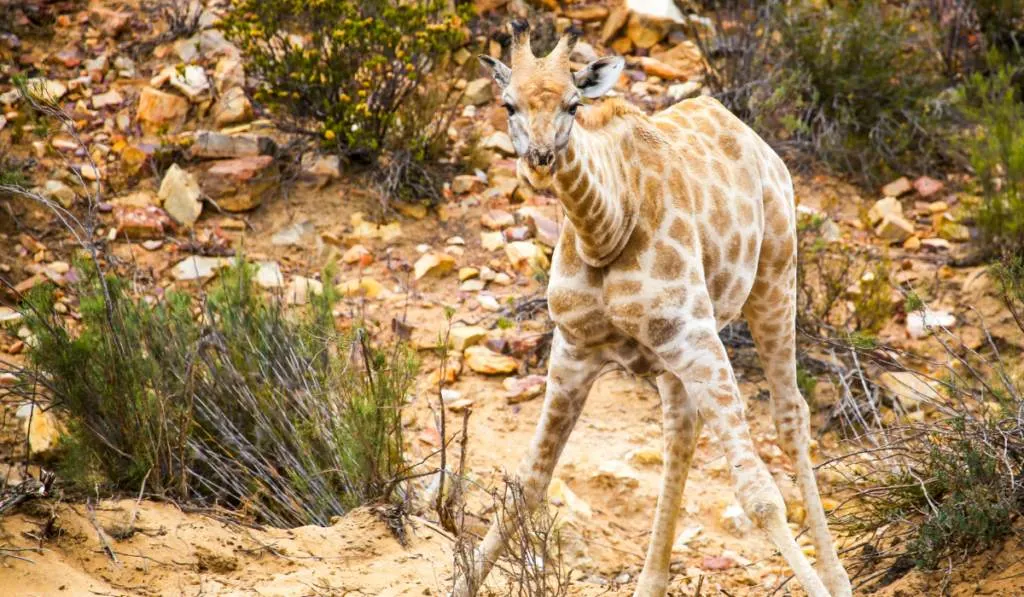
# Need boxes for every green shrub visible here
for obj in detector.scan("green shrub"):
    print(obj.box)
[222,0,467,172]
[958,60,1024,257]
[14,259,417,526]
[776,1,956,185]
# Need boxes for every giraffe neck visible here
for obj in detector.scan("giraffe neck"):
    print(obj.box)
[552,124,638,268]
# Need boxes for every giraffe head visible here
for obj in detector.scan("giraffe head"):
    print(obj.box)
[479,21,624,188]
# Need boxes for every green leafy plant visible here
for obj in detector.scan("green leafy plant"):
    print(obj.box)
[13,259,417,526]
[958,60,1024,257]
[222,0,470,202]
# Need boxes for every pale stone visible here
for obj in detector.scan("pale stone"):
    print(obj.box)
[213,86,253,127]
[868,196,903,226]
[414,253,456,280]
[137,86,189,132]
[43,180,76,208]
[878,371,942,407]
[449,325,488,351]
[482,131,515,156]
[481,231,505,251]
[503,374,546,403]
[92,89,124,109]
[881,176,913,197]
[169,65,211,101]
[875,214,915,243]
[336,278,386,299]
[462,78,493,106]
[464,345,518,375]
[548,478,592,519]
[158,164,202,227]
[172,256,225,281]
[505,240,549,271]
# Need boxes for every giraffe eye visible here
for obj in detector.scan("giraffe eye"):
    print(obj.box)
[567,103,580,116]
[502,102,516,116]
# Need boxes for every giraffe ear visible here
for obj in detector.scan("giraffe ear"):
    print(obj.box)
[573,56,624,98]
[478,55,511,90]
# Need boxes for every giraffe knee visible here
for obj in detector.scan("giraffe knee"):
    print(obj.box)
[739,484,787,529]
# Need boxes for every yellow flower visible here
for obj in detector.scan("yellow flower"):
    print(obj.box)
[324,130,336,140]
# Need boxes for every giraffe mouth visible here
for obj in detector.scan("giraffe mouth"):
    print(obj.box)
[518,159,555,191]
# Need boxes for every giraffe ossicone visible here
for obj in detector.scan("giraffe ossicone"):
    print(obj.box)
[456,20,852,597]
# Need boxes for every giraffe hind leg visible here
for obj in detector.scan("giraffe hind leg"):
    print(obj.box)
[744,269,853,597]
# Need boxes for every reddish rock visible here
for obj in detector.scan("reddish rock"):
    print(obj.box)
[137,87,189,133]
[115,205,173,239]
[202,156,279,212]
[913,176,945,198]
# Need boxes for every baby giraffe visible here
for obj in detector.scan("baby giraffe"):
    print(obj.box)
[458,21,852,597]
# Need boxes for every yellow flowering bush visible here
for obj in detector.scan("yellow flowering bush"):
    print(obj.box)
[223,0,467,167]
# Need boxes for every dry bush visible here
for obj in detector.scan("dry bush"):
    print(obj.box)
[800,258,1024,588]
[452,478,570,597]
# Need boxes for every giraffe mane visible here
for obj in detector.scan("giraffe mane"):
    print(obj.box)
[576,97,646,131]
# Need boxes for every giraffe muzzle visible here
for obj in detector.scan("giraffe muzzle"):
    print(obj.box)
[527,147,555,169]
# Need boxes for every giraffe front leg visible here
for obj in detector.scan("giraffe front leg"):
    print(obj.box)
[634,374,701,597]
[646,305,832,597]
[452,329,601,597]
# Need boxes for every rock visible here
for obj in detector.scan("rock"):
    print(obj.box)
[563,6,608,21]
[342,244,372,266]
[478,294,501,311]
[626,12,670,49]
[300,153,341,186]
[504,225,531,241]
[482,131,515,156]
[89,6,131,34]
[191,131,271,159]
[481,231,505,251]
[92,89,124,109]
[458,267,479,281]
[601,2,631,43]
[651,41,704,79]
[271,220,315,246]
[172,256,225,281]
[158,164,203,227]
[137,86,189,133]
[667,81,702,101]
[449,325,488,351]
[868,196,903,226]
[902,235,921,250]
[928,200,949,213]
[875,214,915,243]
[16,404,62,456]
[462,78,493,106]
[503,374,546,403]
[938,220,970,242]
[592,460,641,489]
[505,241,549,271]
[913,176,944,197]
[115,205,173,239]
[175,29,238,63]
[214,57,246,94]
[881,176,913,198]
[878,371,942,407]
[346,213,402,243]
[203,156,278,211]
[920,237,952,251]
[451,174,480,194]
[170,65,211,101]
[548,478,592,519]
[720,503,753,537]
[255,261,284,288]
[628,447,663,466]
[336,278,386,299]
[481,209,515,230]
[464,345,519,375]
[672,523,703,553]
[395,202,428,219]
[0,307,22,325]
[571,41,600,64]
[286,276,323,305]
[110,191,158,208]
[214,87,253,127]
[43,180,76,208]
[24,78,67,102]
[701,555,737,571]
[638,56,688,80]
[906,309,955,339]
[413,253,456,280]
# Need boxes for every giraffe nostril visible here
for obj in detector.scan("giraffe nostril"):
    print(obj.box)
[537,150,553,166]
